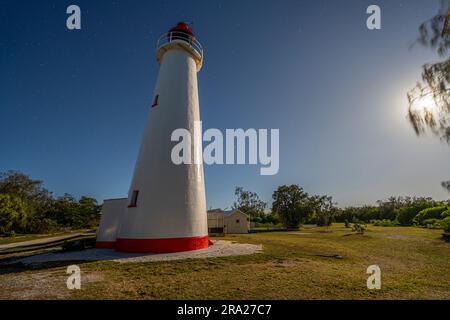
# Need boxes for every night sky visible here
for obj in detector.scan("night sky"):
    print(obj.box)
[1,0,449,208]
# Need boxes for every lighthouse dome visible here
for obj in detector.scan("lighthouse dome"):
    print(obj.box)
[169,22,194,37]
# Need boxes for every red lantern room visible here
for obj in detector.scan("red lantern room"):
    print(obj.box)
[169,22,194,36]
[167,22,195,43]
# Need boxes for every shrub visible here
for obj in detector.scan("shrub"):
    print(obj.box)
[254,222,283,229]
[440,217,450,233]
[397,204,431,226]
[413,206,448,225]
[422,218,438,223]
[344,219,350,228]
[372,219,400,227]
[5,230,16,237]
[352,223,366,234]
[260,213,280,225]
[441,209,450,219]
[338,206,379,223]
[422,218,443,229]
[251,216,262,223]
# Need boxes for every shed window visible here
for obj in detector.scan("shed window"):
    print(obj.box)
[151,94,159,108]
[128,190,139,207]
[236,219,240,223]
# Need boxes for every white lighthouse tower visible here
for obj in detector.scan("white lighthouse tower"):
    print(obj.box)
[115,22,209,253]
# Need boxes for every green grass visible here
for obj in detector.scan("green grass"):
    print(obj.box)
[1,224,449,299]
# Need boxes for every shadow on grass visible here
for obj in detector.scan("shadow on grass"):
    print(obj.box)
[0,247,157,276]
[0,259,97,276]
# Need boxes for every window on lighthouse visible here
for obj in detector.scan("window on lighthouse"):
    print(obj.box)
[129,190,139,207]
[151,94,159,108]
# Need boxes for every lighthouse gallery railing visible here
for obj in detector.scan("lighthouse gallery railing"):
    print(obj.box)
[156,31,203,61]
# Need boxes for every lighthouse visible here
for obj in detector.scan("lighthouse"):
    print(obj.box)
[113,22,209,253]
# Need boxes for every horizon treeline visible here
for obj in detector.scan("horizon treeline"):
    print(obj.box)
[1,171,450,236]
[233,186,450,231]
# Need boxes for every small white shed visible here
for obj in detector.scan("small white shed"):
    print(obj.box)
[207,209,250,234]
[223,210,250,234]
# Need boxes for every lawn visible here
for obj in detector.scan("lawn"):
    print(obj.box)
[0,224,449,299]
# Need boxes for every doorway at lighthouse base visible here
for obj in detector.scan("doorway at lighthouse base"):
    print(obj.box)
[96,198,210,253]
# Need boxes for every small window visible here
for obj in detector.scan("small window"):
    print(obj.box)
[151,94,159,108]
[128,190,139,207]
[236,219,240,223]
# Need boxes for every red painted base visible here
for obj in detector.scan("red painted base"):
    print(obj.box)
[96,241,116,249]
[115,235,209,253]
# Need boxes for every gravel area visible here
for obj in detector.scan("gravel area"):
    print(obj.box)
[7,240,262,266]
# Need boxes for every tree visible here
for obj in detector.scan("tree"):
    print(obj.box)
[0,194,27,234]
[408,0,450,141]
[77,196,101,228]
[309,195,337,226]
[406,1,450,191]
[271,185,311,229]
[377,196,405,221]
[44,193,79,227]
[33,194,101,230]
[0,171,51,216]
[233,187,267,218]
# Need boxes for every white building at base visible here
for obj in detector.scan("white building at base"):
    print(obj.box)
[207,209,250,235]
[96,198,127,249]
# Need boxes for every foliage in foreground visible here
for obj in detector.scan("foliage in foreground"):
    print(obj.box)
[0,194,26,235]
[406,1,450,191]
[0,171,101,235]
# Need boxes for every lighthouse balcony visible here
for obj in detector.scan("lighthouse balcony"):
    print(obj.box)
[156,31,203,70]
